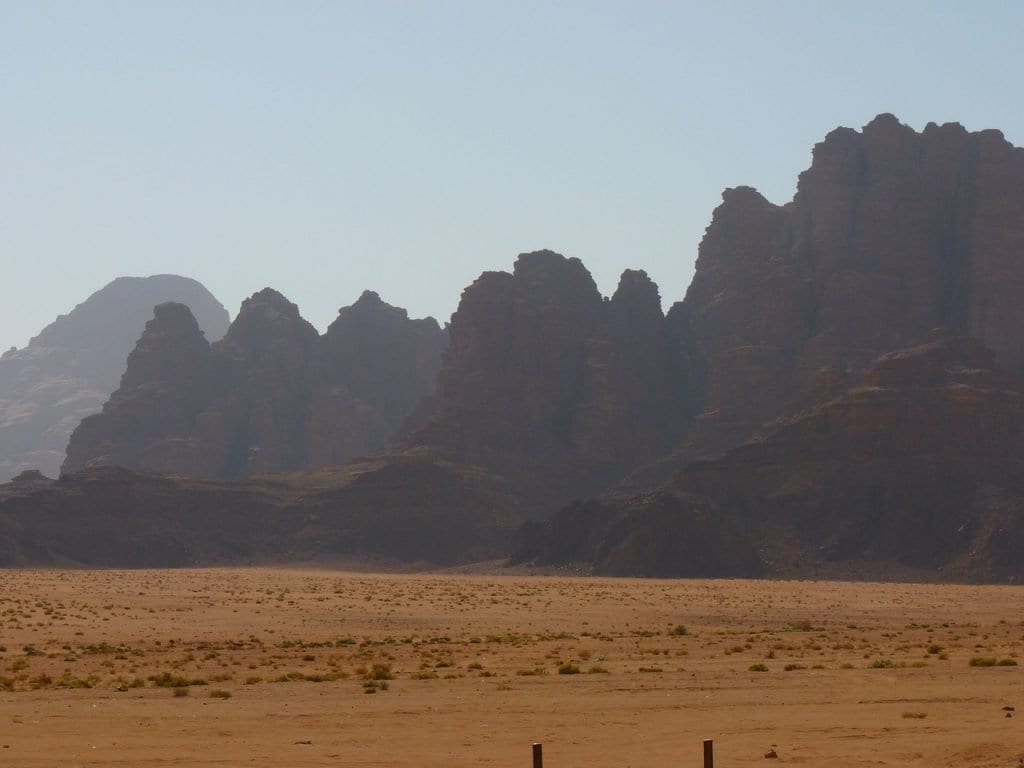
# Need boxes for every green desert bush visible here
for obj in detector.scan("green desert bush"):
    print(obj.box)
[969,656,997,667]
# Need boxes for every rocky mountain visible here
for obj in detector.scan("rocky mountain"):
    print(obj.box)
[63,288,447,477]
[406,250,685,512]
[6,114,1024,581]
[668,114,1024,462]
[0,275,230,482]
[514,332,1024,580]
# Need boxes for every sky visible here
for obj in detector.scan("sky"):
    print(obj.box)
[3,1,1023,350]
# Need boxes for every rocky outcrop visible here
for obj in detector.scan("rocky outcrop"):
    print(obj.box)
[320,290,448,447]
[63,289,447,478]
[0,456,521,567]
[0,275,229,482]
[511,492,765,577]
[520,333,1024,580]
[669,115,1024,461]
[408,251,685,512]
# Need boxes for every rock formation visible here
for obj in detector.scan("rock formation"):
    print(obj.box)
[0,457,521,568]
[407,251,685,513]
[63,289,447,477]
[517,332,1024,580]
[669,114,1024,460]
[0,275,230,482]
[9,114,1024,580]
[511,492,765,578]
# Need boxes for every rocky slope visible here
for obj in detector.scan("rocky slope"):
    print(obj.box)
[0,455,520,567]
[515,333,1024,580]
[63,289,447,477]
[0,275,230,482]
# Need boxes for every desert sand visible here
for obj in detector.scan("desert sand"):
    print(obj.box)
[0,568,1021,767]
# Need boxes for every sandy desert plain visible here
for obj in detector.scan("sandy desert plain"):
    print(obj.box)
[0,568,1022,768]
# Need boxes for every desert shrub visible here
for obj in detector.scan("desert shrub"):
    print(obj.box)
[748,663,769,672]
[587,665,609,674]
[783,664,806,671]
[902,711,927,719]
[149,672,207,687]
[969,657,997,667]
[173,687,189,697]
[998,658,1018,666]
[29,674,53,689]
[208,689,232,699]
[785,620,814,632]
[669,624,689,637]
[869,659,899,669]
[557,663,580,675]
[55,674,95,689]
[272,672,307,682]
[366,664,394,681]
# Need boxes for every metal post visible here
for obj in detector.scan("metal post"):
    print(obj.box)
[703,739,714,768]
[532,742,543,768]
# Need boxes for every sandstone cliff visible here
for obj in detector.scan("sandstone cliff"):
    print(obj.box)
[669,114,1024,462]
[63,289,447,477]
[0,275,229,482]
[407,251,685,512]
[517,333,1024,580]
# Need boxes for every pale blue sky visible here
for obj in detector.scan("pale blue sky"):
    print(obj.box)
[3,1,1022,350]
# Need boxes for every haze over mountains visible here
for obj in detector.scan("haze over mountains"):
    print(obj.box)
[62,288,446,477]
[0,276,229,482]
[4,115,1024,580]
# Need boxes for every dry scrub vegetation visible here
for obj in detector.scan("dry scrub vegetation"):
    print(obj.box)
[0,569,1022,766]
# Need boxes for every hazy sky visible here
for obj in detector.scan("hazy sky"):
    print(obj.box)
[3,1,1023,350]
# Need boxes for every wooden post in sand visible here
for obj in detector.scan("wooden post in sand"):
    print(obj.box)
[703,739,714,768]
[532,742,543,768]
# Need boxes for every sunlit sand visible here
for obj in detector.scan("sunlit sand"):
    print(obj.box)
[0,569,1021,767]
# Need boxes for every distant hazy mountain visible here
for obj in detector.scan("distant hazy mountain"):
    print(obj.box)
[0,275,230,481]
[62,288,447,477]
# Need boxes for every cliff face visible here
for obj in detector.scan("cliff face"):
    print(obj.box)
[0,275,229,482]
[408,251,685,512]
[670,114,1024,459]
[674,332,1024,580]
[518,333,1024,580]
[62,289,447,478]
